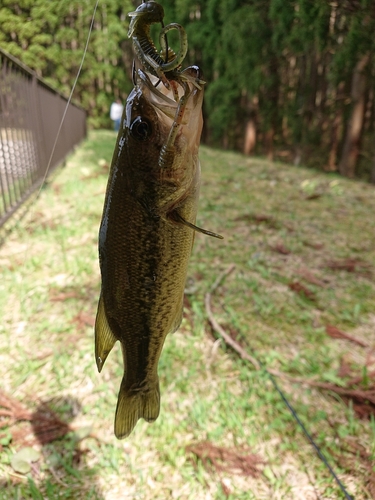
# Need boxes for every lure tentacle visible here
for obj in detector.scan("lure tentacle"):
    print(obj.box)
[128,0,202,90]
[159,23,188,72]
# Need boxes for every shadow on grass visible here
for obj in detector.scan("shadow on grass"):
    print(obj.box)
[1,395,104,500]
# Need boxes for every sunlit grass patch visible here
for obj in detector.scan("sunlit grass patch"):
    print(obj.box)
[0,131,374,499]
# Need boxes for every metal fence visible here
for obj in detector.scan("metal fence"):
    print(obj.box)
[0,48,87,227]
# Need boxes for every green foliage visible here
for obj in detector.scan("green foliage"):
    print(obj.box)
[205,78,240,142]
[0,0,133,128]
[166,0,375,177]
[1,0,375,176]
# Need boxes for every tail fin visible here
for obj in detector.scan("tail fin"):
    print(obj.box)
[114,379,160,439]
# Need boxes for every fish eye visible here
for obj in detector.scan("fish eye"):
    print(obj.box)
[130,116,152,141]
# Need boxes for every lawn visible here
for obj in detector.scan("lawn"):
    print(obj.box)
[0,130,374,499]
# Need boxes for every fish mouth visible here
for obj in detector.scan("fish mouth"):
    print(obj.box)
[136,68,204,125]
[135,68,204,160]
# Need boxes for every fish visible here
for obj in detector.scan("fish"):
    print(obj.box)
[95,65,222,439]
[95,0,222,439]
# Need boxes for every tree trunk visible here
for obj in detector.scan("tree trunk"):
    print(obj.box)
[371,163,375,184]
[371,134,375,184]
[327,82,345,171]
[327,112,341,170]
[265,128,274,160]
[243,119,256,155]
[339,54,370,178]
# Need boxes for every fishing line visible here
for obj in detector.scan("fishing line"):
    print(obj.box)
[35,0,100,200]
[231,337,354,497]
[263,363,354,499]
[227,337,354,497]
[236,344,354,500]
[207,267,354,499]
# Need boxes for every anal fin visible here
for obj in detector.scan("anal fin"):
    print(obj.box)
[95,294,117,372]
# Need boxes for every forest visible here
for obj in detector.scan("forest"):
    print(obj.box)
[1,0,375,181]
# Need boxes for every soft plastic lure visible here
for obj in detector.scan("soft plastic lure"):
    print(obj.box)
[128,0,203,93]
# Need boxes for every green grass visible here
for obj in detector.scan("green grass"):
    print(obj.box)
[1,130,375,499]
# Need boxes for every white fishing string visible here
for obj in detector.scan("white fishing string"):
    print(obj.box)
[36,0,100,199]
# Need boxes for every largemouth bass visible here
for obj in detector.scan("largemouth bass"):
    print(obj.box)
[95,66,222,439]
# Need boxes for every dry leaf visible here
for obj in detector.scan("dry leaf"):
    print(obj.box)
[186,441,263,477]
[302,240,324,249]
[326,258,372,274]
[71,312,95,329]
[297,268,326,287]
[270,243,290,255]
[326,325,368,347]
[288,281,316,300]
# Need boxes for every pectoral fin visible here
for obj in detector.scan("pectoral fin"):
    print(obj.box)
[95,294,117,372]
[170,210,224,239]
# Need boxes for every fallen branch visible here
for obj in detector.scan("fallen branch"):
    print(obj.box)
[205,264,260,370]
